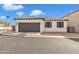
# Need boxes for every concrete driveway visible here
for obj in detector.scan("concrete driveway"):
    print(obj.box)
[0,35,79,54]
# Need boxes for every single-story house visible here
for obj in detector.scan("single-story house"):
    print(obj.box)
[14,17,68,32]
[62,9,79,33]
[0,21,12,32]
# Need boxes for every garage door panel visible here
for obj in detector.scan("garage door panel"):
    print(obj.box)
[19,23,40,32]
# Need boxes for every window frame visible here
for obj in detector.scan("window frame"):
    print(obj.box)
[45,22,52,28]
[57,21,64,28]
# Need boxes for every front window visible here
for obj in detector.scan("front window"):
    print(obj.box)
[57,22,64,28]
[45,22,52,28]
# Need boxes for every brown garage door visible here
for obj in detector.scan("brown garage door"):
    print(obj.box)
[18,23,40,32]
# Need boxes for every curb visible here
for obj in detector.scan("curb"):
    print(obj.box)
[0,33,66,38]
[0,33,79,39]
[0,33,19,37]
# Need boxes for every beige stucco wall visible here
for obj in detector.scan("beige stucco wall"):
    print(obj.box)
[43,21,67,32]
[15,19,67,32]
[63,11,79,33]
[0,27,12,32]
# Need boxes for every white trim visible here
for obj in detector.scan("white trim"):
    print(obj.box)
[15,22,19,32]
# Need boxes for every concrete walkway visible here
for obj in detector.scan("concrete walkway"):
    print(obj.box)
[42,32,79,39]
[0,32,79,39]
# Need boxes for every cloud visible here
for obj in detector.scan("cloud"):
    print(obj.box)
[2,4,24,11]
[16,11,24,16]
[0,16,7,19]
[70,10,73,13]
[30,9,45,16]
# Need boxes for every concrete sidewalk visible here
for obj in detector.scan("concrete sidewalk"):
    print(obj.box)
[0,32,79,39]
[42,32,79,39]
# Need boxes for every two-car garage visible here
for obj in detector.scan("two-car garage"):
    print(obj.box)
[15,18,43,32]
[18,23,40,32]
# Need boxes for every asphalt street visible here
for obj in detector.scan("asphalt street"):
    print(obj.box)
[0,35,79,54]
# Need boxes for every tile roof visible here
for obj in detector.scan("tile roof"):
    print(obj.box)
[14,16,68,21]
[44,18,68,21]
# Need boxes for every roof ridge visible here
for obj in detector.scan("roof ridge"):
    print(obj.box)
[61,9,79,18]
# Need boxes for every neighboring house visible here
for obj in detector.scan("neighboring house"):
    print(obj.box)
[0,21,12,32]
[14,17,68,32]
[62,10,79,33]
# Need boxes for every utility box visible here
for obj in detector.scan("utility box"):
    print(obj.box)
[67,26,75,33]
